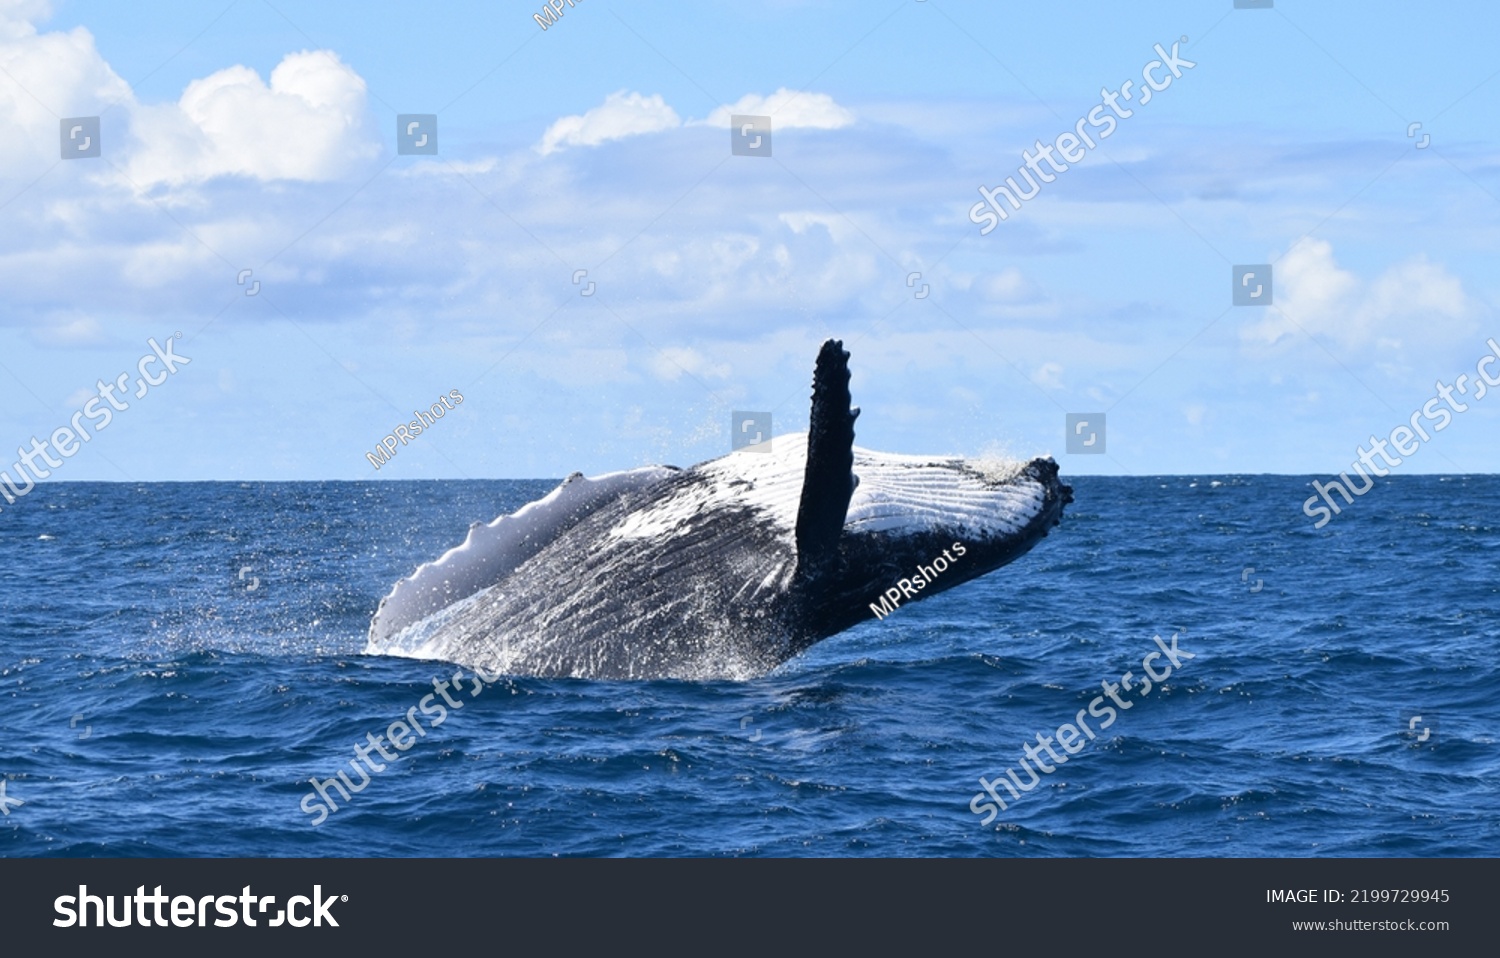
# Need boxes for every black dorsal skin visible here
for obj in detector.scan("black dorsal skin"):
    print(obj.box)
[795,339,860,580]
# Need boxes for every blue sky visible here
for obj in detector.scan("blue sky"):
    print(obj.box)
[0,0,1497,481]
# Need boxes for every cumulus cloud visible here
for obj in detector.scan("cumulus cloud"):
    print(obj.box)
[0,0,376,189]
[122,50,377,188]
[702,88,854,129]
[1240,240,1473,352]
[536,90,680,156]
[0,4,131,176]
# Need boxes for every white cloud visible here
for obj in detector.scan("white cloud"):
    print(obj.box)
[536,90,681,156]
[0,1,51,24]
[1240,240,1473,352]
[648,346,730,383]
[1358,256,1468,341]
[1031,362,1063,390]
[703,88,854,129]
[532,87,852,157]
[0,6,131,176]
[0,0,376,188]
[779,210,850,240]
[978,267,1037,303]
[32,313,104,346]
[122,50,377,188]
[400,157,498,177]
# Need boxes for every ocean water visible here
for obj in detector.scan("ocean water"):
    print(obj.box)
[1,475,1495,857]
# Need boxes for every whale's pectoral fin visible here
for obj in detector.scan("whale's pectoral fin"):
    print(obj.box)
[368,465,678,648]
[795,339,861,579]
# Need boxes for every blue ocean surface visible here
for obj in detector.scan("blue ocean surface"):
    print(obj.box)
[0,475,1495,857]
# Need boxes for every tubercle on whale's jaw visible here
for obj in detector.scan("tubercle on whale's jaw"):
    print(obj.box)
[1022,455,1072,530]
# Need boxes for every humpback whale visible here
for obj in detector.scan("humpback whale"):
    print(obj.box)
[366,340,1071,680]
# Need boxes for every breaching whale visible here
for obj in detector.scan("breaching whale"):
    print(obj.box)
[366,340,1071,680]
